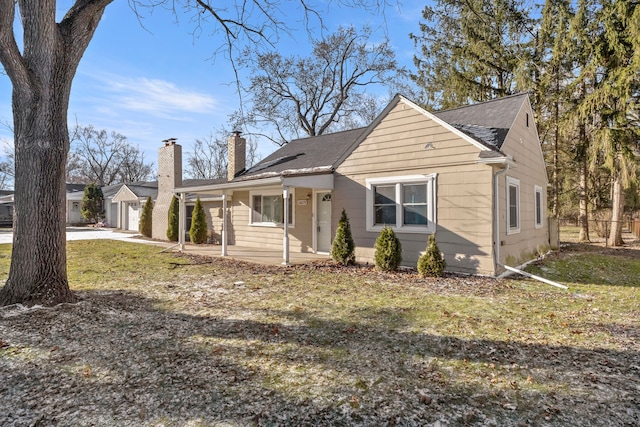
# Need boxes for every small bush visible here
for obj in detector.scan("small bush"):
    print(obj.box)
[138,196,153,237]
[374,226,402,271]
[167,196,179,242]
[331,208,356,265]
[189,197,208,244]
[417,234,446,277]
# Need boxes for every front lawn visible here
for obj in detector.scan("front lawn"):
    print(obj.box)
[0,240,638,426]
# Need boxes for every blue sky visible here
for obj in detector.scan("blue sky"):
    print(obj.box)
[0,1,426,178]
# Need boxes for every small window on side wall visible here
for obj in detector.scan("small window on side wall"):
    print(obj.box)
[534,185,543,228]
[506,176,520,235]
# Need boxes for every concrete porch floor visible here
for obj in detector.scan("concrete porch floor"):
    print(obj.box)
[175,243,331,266]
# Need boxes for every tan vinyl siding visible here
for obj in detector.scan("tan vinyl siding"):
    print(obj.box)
[225,188,314,252]
[334,101,496,275]
[498,100,549,266]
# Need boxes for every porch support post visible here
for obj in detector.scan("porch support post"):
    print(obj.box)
[282,186,290,265]
[221,190,228,256]
[179,192,186,251]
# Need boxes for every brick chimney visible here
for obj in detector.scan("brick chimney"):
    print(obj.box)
[152,138,182,240]
[228,131,246,181]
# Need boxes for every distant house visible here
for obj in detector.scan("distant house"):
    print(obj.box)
[153,93,549,276]
[105,182,158,231]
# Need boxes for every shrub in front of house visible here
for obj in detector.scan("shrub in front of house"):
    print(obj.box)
[417,234,446,277]
[189,197,208,244]
[374,226,402,271]
[167,196,179,242]
[331,208,355,265]
[138,196,153,238]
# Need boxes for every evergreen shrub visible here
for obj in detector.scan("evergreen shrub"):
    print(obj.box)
[189,197,208,244]
[417,234,446,277]
[374,226,402,271]
[331,208,355,265]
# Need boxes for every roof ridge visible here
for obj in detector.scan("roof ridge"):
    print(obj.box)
[436,92,528,114]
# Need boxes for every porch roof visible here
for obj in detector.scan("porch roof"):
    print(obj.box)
[174,173,334,195]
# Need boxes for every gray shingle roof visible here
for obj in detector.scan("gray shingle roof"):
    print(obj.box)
[434,93,528,150]
[238,127,367,180]
[232,94,527,182]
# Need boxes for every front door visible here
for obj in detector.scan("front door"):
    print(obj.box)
[315,192,332,253]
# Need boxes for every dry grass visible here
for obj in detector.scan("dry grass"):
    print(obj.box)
[0,239,638,426]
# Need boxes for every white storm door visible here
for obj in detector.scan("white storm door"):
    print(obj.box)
[315,192,332,253]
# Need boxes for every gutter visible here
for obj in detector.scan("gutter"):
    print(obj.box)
[492,164,568,290]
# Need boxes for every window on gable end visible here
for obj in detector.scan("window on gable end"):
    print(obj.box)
[534,185,543,228]
[506,176,520,234]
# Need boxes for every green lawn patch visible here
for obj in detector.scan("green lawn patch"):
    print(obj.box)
[0,240,637,426]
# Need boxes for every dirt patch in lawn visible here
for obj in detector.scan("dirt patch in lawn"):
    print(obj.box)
[0,241,638,426]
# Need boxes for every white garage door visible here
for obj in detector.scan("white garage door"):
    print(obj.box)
[127,202,140,231]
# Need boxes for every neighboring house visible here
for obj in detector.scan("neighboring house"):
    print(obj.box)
[0,190,14,226]
[65,183,88,224]
[154,93,549,276]
[108,182,158,231]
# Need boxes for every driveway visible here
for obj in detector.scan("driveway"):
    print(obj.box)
[0,227,154,245]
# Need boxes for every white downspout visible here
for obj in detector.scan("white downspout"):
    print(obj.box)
[493,164,510,272]
[493,164,567,290]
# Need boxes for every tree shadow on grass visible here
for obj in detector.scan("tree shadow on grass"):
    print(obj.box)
[1,290,638,426]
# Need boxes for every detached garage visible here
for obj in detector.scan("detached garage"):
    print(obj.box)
[111,184,157,231]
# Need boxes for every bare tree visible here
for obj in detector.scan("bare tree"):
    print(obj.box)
[0,0,392,306]
[186,129,259,179]
[240,26,398,144]
[69,124,153,185]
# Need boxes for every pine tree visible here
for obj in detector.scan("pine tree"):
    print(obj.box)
[138,196,153,238]
[167,196,180,242]
[189,197,208,244]
[417,234,446,277]
[331,209,356,265]
[580,0,639,246]
[81,183,104,224]
[410,0,533,109]
[374,226,402,272]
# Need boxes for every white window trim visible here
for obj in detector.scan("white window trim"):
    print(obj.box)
[506,176,520,235]
[534,185,544,229]
[365,174,437,234]
[249,188,295,227]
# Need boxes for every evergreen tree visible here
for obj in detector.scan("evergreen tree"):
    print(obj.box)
[537,0,575,218]
[580,0,640,246]
[138,196,153,238]
[81,183,104,224]
[331,209,356,265]
[189,197,208,244]
[410,0,533,109]
[374,226,402,272]
[167,196,180,242]
[568,0,599,242]
[417,234,446,277]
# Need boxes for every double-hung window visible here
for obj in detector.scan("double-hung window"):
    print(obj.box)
[250,189,294,226]
[534,185,543,228]
[366,174,436,233]
[506,176,520,234]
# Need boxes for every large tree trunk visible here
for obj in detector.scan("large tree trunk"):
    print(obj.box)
[608,173,625,247]
[0,0,111,306]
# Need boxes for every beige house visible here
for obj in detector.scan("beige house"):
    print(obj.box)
[155,93,549,276]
